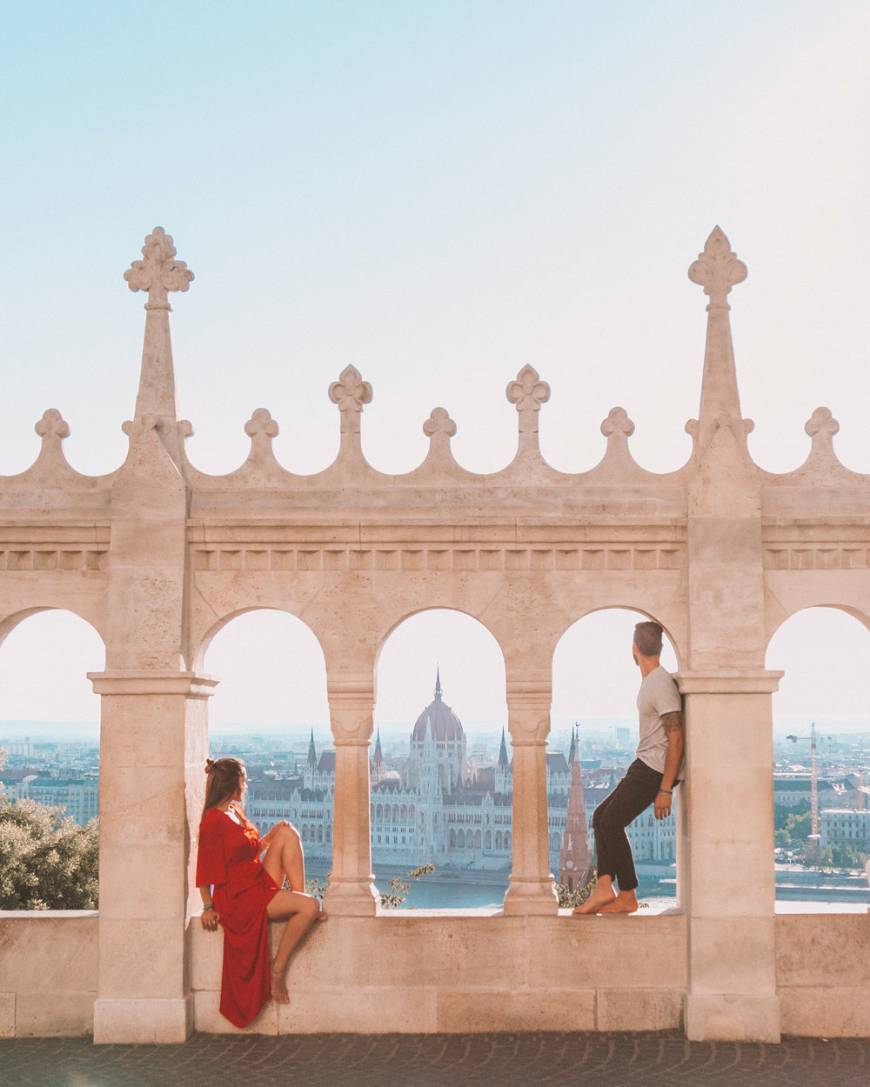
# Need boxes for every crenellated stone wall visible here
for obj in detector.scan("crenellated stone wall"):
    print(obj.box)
[1,226,868,1044]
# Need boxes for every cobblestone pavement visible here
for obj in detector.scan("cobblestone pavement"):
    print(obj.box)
[1,1032,868,1087]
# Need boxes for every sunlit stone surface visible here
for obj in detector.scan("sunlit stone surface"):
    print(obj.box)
[1,227,868,1044]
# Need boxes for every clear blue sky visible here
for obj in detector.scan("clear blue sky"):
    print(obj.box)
[1,2,869,733]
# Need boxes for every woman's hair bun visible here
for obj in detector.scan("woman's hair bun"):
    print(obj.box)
[205,758,216,774]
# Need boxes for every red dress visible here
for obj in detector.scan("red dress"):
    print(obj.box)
[195,805,281,1028]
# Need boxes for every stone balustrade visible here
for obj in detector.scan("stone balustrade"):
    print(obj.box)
[1,226,869,1044]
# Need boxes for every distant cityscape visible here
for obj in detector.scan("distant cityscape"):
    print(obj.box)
[1,674,868,908]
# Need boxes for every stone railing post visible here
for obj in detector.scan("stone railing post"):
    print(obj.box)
[503,678,559,915]
[87,670,218,1043]
[324,678,379,916]
[676,669,783,1042]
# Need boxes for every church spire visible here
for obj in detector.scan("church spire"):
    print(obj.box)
[434,665,442,702]
[307,728,317,768]
[498,727,509,768]
[373,729,383,765]
[559,721,592,892]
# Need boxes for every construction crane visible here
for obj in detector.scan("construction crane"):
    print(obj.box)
[785,722,832,859]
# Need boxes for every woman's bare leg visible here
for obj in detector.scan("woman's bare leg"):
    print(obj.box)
[265,890,320,1002]
[262,826,327,918]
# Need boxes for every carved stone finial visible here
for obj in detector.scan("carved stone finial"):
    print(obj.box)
[329,365,373,434]
[688,226,747,308]
[245,408,280,440]
[600,406,635,439]
[124,227,194,309]
[506,365,550,436]
[423,407,457,439]
[805,406,839,439]
[35,409,70,443]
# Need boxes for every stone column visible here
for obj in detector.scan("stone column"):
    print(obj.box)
[87,670,218,1043]
[503,679,558,915]
[324,678,379,916]
[676,670,783,1041]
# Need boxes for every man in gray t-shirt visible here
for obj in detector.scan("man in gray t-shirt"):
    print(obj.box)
[574,620,684,916]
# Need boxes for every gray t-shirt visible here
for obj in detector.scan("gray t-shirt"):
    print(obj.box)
[636,665,683,775]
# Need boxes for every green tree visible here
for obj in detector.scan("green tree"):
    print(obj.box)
[0,797,99,909]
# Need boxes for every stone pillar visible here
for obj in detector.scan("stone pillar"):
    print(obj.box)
[324,678,379,916]
[88,671,217,1044]
[503,679,558,915]
[676,670,783,1042]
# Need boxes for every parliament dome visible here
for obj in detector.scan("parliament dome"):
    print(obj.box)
[411,670,464,743]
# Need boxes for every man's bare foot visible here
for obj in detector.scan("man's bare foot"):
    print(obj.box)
[270,968,289,1003]
[596,891,638,914]
[572,885,617,915]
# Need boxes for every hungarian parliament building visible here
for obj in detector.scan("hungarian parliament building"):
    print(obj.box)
[245,672,676,885]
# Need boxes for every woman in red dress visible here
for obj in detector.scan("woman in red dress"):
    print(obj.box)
[196,756,327,1028]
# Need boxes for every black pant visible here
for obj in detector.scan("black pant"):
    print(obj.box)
[592,758,665,892]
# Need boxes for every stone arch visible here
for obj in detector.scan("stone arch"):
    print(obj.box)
[191,605,328,675]
[552,603,684,674]
[765,599,870,649]
[373,604,509,673]
[0,603,106,651]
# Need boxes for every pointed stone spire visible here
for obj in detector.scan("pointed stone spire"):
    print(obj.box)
[434,665,443,702]
[307,728,317,768]
[567,722,577,765]
[498,727,509,769]
[559,722,591,892]
[124,228,193,464]
[686,227,753,453]
[370,729,384,787]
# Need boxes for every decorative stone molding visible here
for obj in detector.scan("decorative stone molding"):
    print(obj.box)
[124,227,194,310]
[35,409,70,445]
[87,671,219,697]
[243,408,280,463]
[329,365,373,435]
[327,679,375,744]
[674,670,783,695]
[423,406,456,440]
[506,679,551,743]
[506,364,550,457]
[190,543,686,574]
[601,406,634,442]
[688,225,747,309]
[0,548,107,572]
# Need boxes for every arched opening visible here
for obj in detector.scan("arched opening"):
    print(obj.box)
[202,609,331,896]
[766,606,870,911]
[0,609,104,909]
[373,608,508,908]
[551,608,680,907]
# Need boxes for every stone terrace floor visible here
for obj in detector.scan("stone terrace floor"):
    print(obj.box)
[1,1032,869,1087]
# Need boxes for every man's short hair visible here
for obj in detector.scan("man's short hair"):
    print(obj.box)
[634,621,663,657]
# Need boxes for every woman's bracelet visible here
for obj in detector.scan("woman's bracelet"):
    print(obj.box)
[203,903,215,911]
[658,787,673,795]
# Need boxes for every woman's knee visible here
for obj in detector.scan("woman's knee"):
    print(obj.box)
[277,823,302,847]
